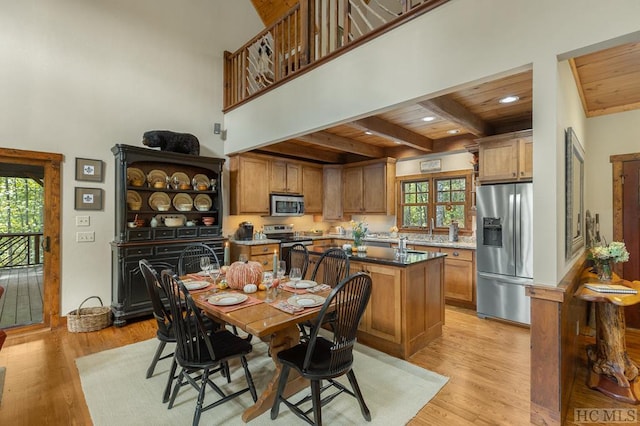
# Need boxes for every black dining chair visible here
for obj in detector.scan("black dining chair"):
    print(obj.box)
[160,271,258,426]
[177,242,220,276]
[310,248,350,288]
[288,243,309,278]
[299,248,351,341]
[140,259,225,403]
[271,272,373,425]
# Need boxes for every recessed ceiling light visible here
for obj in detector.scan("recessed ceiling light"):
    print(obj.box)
[499,95,520,104]
[447,129,460,134]
[422,116,436,122]
[364,131,373,135]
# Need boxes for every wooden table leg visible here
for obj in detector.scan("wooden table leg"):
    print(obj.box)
[242,325,308,422]
[586,302,640,404]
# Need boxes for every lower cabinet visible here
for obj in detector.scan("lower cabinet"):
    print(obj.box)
[351,262,402,344]
[230,242,279,271]
[111,238,225,326]
[412,245,476,309]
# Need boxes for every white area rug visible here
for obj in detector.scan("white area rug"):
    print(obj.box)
[76,338,447,425]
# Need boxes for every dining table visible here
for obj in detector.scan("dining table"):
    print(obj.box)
[189,275,332,422]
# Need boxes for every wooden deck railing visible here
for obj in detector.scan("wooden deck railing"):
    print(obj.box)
[0,232,44,268]
[223,0,449,110]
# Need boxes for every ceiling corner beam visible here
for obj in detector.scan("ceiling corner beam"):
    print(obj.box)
[352,116,434,152]
[258,141,345,163]
[297,131,384,158]
[419,96,492,137]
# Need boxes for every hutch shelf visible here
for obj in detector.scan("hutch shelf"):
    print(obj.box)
[110,144,225,326]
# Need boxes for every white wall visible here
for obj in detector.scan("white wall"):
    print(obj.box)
[557,60,587,270]
[0,0,263,314]
[586,109,640,243]
[224,0,640,286]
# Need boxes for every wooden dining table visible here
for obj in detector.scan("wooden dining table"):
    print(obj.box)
[191,279,330,422]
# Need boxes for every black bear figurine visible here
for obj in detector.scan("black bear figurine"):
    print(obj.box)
[142,130,200,156]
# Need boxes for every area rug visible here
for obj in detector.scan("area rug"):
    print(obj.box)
[76,338,447,426]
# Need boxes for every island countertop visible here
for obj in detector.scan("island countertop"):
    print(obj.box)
[306,245,446,267]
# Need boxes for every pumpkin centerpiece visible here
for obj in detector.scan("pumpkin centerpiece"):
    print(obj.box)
[226,260,263,290]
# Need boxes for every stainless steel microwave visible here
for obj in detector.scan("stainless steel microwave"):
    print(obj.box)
[270,194,304,217]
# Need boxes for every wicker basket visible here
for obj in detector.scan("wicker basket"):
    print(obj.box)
[67,296,112,332]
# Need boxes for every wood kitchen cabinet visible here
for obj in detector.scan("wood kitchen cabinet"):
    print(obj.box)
[230,242,279,271]
[270,160,301,194]
[351,261,402,344]
[342,158,396,215]
[477,129,532,183]
[323,165,345,221]
[412,244,476,308]
[229,154,270,215]
[302,165,323,213]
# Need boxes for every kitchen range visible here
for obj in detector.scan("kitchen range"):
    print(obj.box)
[263,224,313,262]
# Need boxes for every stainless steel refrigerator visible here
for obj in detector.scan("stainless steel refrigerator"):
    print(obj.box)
[476,182,533,325]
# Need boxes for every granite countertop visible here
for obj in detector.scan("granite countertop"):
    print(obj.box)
[306,245,446,267]
[320,233,476,250]
[230,238,280,245]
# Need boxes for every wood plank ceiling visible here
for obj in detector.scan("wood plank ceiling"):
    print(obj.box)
[248,3,640,164]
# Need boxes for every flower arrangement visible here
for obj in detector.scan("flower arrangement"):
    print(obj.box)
[350,220,368,247]
[588,241,629,281]
[588,241,630,263]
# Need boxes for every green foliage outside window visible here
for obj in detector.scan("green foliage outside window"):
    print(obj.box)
[399,173,470,231]
[0,177,44,233]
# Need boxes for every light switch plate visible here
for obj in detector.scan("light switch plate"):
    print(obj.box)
[76,231,95,242]
[76,215,90,226]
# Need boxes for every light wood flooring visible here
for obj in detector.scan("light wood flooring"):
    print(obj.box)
[0,305,638,425]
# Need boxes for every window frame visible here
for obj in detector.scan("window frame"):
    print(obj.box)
[395,170,473,234]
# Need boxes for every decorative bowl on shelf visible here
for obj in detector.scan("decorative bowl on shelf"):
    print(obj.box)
[202,217,215,226]
[164,217,185,227]
[128,201,141,211]
[127,222,137,228]
[176,203,192,211]
[156,204,170,211]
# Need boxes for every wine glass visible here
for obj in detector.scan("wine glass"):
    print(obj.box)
[200,257,211,275]
[263,271,275,302]
[289,267,302,288]
[277,260,286,281]
[208,262,220,288]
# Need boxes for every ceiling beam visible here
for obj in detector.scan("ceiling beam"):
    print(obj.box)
[351,116,434,152]
[257,141,345,163]
[419,96,493,137]
[432,135,476,153]
[297,131,384,158]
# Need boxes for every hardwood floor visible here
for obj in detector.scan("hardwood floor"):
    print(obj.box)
[0,305,637,425]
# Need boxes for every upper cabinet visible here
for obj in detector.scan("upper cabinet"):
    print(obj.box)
[229,154,270,215]
[270,160,302,194]
[477,129,532,183]
[302,165,323,214]
[342,158,396,215]
[229,153,324,215]
[323,165,344,221]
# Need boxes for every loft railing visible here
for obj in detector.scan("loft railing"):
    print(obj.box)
[0,232,43,268]
[223,0,449,110]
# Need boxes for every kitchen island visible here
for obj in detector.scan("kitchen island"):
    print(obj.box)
[307,245,446,360]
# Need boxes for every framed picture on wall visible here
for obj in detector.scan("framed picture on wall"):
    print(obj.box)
[75,187,103,210]
[75,158,103,182]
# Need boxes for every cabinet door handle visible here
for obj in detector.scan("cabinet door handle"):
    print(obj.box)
[512,172,516,177]
[453,251,459,257]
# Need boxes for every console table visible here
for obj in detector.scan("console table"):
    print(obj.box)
[575,269,640,404]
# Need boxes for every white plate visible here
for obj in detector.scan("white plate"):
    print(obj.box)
[285,280,317,289]
[184,281,209,290]
[208,293,248,306]
[287,294,325,308]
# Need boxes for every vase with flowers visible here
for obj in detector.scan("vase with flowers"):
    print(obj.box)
[350,220,368,249]
[588,241,630,281]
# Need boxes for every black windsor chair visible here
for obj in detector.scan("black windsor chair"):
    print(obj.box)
[271,272,373,425]
[160,271,257,426]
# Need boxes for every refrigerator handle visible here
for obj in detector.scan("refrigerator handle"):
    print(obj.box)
[514,193,521,260]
